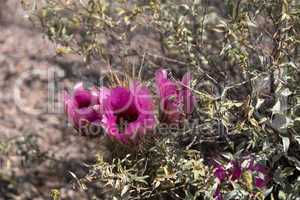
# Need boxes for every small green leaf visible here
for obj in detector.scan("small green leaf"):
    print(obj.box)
[121,185,130,197]
[281,136,290,152]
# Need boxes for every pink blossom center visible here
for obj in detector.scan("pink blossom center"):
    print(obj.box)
[110,87,140,132]
[74,89,92,108]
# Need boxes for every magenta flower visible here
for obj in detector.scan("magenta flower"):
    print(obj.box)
[64,82,102,133]
[213,186,224,200]
[155,69,195,123]
[229,161,242,181]
[212,158,270,200]
[214,165,227,182]
[101,81,156,144]
[248,161,270,188]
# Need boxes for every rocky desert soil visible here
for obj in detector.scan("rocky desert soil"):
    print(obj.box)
[0,1,106,199]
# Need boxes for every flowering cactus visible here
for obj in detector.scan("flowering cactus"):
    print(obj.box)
[64,82,103,134]
[155,69,195,123]
[101,81,156,144]
[64,69,195,142]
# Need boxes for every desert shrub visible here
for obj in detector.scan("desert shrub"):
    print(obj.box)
[23,0,300,199]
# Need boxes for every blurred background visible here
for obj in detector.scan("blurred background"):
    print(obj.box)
[0,1,107,199]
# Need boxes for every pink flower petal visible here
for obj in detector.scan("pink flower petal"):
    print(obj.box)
[230,161,242,181]
[73,82,94,108]
[63,82,102,131]
[255,177,267,188]
[214,165,227,182]
[155,69,195,123]
[181,72,196,114]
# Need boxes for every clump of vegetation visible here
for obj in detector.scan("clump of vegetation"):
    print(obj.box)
[22,0,300,199]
